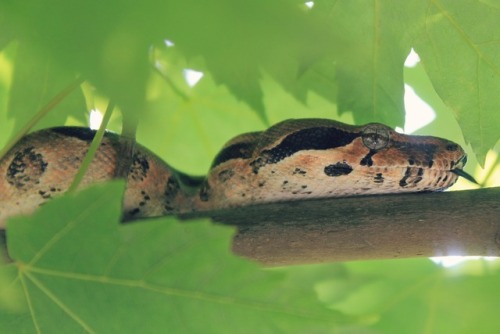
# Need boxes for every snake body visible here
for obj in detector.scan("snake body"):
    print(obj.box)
[0,119,470,228]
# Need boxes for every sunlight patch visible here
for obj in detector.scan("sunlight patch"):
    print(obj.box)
[403,84,435,133]
[183,69,204,87]
[404,48,420,67]
[431,256,499,268]
[164,39,175,47]
[89,109,103,130]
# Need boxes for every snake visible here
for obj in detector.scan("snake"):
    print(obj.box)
[0,118,474,228]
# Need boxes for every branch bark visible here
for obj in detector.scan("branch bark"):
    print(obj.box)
[183,187,500,266]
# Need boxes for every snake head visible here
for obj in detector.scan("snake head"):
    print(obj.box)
[439,142,477,184]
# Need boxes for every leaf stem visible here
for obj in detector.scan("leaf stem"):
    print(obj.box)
[67,101,115,193]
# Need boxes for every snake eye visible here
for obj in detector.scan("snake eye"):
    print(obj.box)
[361,124,390,150]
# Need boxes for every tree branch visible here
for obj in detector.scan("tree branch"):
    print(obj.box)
[183,187,500,266]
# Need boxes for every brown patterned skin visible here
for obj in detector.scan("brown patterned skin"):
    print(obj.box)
[0,128,180,227]
[0,119,469,228]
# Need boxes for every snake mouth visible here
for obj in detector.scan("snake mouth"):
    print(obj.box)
[451,169,478,184]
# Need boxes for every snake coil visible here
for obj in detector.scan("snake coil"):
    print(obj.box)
[0,119,473,227]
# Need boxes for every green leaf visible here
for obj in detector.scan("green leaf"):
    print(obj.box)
[291,259,500,334]
[0,43,15,146]
[0,183,346,332]
[8,41,87,132]
[161,0,332,123]
[3,0,157,118]
[312,0,426,128]
[141,45,349,175]
[2,0,334,124]
[0,9,15,51]
[414,0,500,165]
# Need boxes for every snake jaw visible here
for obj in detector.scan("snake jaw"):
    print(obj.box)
[451,168,478,184]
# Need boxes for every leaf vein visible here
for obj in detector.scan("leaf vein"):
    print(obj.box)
[25,272,96,334]
[27,266,334,321]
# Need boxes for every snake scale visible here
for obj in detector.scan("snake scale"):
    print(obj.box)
[0,118,473,228]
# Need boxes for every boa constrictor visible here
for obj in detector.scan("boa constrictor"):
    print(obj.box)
[0,118,473,228]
